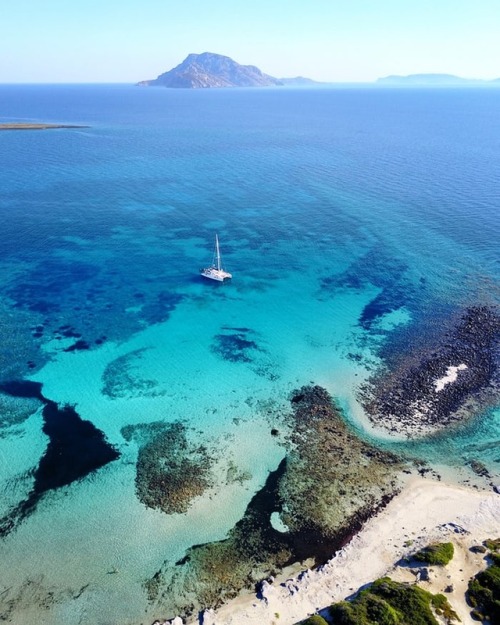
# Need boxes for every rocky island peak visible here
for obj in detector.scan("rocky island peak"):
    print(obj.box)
[138,52,283,88]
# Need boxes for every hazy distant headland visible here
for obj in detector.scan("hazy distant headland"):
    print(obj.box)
[377,73,500,85]
[137,52,321,88]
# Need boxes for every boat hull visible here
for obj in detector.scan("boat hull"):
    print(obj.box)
[200,268,232,282]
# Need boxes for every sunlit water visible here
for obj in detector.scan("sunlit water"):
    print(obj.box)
[0,85,499,623]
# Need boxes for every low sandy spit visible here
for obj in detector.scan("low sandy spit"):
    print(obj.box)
[0,123,88,130]
[189,478,500,625]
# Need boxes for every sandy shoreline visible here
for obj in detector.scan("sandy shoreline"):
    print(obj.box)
[179,477,500,625]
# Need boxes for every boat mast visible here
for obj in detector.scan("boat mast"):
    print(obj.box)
[215,234,221,271]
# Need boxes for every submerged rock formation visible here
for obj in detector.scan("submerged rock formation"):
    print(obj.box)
[122,421,214,515]
[138,52,283,88]
[362,306,500,437]
[145,386,402,620]
[278,386,401,541]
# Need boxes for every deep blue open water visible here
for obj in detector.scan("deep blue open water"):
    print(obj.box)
[0,84,499,623]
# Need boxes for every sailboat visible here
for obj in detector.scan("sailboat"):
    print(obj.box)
[200,234,232,282]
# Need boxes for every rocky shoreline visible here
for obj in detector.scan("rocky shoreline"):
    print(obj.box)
[361,306,500,437]
[153,479,500,625]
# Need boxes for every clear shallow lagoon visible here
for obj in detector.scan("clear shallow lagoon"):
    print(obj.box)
[0,84,499,623]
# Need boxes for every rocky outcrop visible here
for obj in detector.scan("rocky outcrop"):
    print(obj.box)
[362,306,500,437]
[138,52,283,88]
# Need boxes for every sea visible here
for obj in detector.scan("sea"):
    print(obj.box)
[0,84,499,624]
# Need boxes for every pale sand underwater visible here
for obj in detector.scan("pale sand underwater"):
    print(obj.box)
[1,86,499,625]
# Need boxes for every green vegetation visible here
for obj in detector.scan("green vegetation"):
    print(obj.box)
[328,577,459,625]
[300,616,329,625]
[431,594,460,622]
[413,542,455,566]
[467,548,500,623]
[483,538,500,552]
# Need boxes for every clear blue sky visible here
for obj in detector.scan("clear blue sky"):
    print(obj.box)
[1,0,499,83]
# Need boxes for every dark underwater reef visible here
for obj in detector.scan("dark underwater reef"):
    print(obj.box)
[361,306,500,436]
[145,386,402,620]
[0,380,119,538]
[1,252,186,382]
[320,244,423,331]
[122,421,214,515]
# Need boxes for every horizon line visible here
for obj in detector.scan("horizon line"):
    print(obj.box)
[2,80,500,88]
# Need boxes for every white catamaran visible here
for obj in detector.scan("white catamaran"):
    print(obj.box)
[200,234,232,282]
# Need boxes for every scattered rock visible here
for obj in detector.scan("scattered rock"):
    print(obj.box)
[468,459,491,478]
[416,568,430,582]
[200,609,216,625]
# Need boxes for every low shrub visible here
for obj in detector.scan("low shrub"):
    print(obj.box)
[467,555,500,623]
[300,616,329,625]
[328,577,459,625]
[431,593,459,621]
[413,542,454,566]
[483,538,500,552]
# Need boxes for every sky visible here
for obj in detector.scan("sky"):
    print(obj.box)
[1,0,500,83]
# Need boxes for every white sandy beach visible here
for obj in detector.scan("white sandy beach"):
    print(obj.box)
[179,478,500,625]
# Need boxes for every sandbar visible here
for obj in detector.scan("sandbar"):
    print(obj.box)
[0,122,88,131]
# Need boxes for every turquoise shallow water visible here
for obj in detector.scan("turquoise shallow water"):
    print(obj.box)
[0,85,499,623]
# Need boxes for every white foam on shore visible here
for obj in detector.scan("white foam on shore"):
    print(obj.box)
[434,363,468,392]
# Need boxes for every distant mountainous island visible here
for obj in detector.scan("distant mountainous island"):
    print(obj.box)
[138,52,319,88]
[377,73,500,85]
[138,56,500,89]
